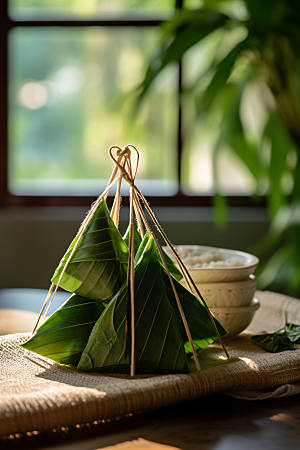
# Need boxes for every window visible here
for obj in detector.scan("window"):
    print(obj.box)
[0,0,260,207]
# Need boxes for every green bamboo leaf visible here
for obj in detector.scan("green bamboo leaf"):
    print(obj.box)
[251,313,300,352]
[200,38,250,112]
[257,243,294,290]
[286,323,300,344]
[78,236,226,374]
[139,9,229,102]
[51,199,128,302]
[123,225,142,255]
[264,114,292,217]
[78,236,189,374]
[251,332,294,352]
[162,270,227,353]
[135,232,183,281]
[21,294,106,365]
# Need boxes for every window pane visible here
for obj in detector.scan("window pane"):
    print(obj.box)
[9,0,175,19]
[9,27,178,196]
[181,127,257,195]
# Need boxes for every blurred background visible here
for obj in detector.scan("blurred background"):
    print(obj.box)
[0,0,299,297]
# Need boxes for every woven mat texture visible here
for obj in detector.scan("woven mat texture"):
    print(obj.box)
[1,290,300,436]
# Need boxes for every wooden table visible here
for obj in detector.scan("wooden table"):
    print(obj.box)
[1,289,300,450]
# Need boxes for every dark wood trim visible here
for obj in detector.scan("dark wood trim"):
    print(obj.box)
[0,0,9,206]
[7,19,165,28]
[1,192,266,208]
[177,61,183,185]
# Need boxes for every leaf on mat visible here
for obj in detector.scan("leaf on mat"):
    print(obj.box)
[251,316,300,352]
[77,237,226,374]
[51,199,128,302]
[251,332,295,353]
[21,294,106,365]
[285,323,300,343]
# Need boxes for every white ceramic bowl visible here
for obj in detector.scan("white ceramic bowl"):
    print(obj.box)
[165,245,259,283]
[181,274,257,308]
[210,298,260,338]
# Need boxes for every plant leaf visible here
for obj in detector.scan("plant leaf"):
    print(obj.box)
[135,232,183,281]
[21,294,106,365]
[264,114,292,217]
[138,9,229,102]
[251,318,300,352]
[162,270,227,353]
[200,39,250,111]
[123,225,142,255]
[251,332,295,352]
[78,236,189,374]
[51,199,128,302]
[284,323,300,344]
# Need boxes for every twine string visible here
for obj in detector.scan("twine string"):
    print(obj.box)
[110,152,127,228]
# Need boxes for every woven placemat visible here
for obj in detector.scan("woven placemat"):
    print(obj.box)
[1,290,300,437]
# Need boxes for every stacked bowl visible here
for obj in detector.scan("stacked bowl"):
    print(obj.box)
[167,245,260,338]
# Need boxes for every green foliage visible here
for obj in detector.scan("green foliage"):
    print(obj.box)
[78,236,226,373]
[21,294,106,365]
[135,232,183,281]
[52,199,128,302]
[123,225,143,255]
[139,0,300,296]
[251,314,300,352]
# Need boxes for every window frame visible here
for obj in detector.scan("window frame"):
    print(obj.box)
[0,0,265,208]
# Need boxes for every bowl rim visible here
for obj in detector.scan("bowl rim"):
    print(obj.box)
[210,298,260,314]
[166,244,259,272]
[180,273,257,289]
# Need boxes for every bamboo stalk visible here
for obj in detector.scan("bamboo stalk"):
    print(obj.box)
[111,177,122,228]
[129,187,136,377]
[124,152,144,238]
[132,191,145,238]
[111,153,127,227]
[32,283,54,334]
[132,191,152,235]
[123,251,131,360]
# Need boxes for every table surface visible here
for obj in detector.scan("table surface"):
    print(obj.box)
[1,288,300,450]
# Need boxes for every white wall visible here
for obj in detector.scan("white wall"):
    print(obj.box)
[0,207,270,289]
